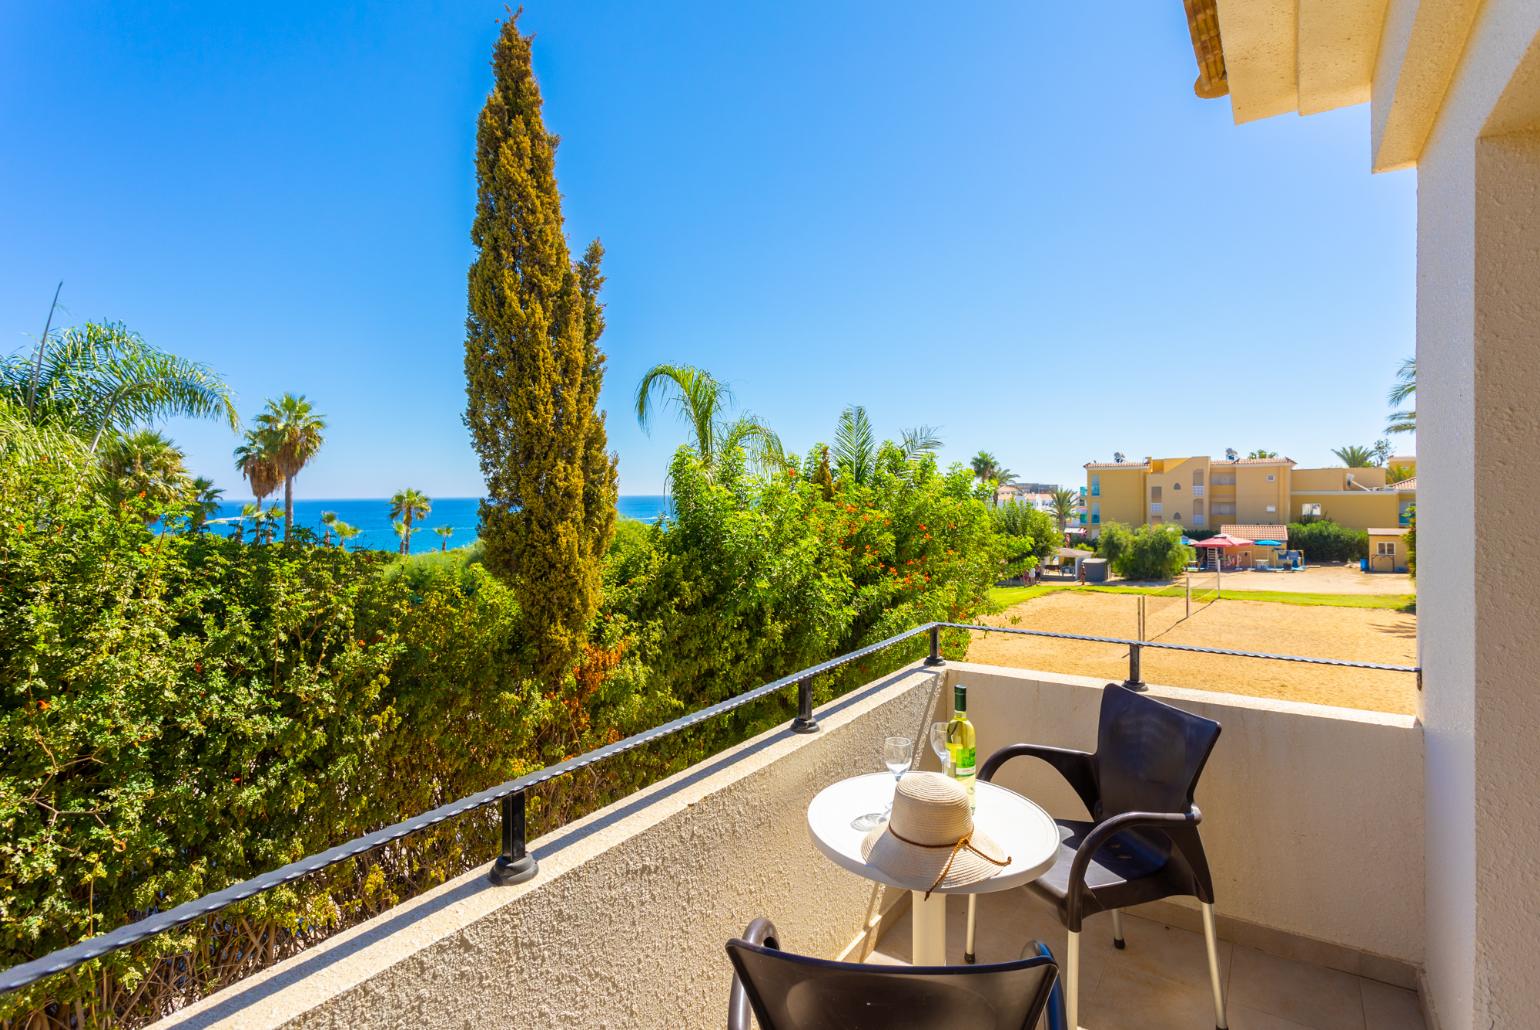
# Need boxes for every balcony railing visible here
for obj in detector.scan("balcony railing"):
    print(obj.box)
[0,623,1420,1004]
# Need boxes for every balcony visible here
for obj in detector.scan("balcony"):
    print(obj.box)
[144,655,1426,1030]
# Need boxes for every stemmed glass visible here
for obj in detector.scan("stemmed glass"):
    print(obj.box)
[852,736,913,831]
[929,722,951,775]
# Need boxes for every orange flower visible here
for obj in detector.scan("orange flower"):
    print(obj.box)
[37,699,50,711]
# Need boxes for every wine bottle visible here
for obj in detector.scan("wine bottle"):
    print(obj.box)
[946,683,977,809]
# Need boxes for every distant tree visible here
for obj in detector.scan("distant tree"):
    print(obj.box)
[234,427,282,514]
[1332,444,1377,468]
[389,488,431,555]
[812,445,835,501]
[101,429,190,519]
[242,502,279,545]
[1247,449,1278,459]
[1113,524,1194,582]
[1049,487,1078,534]
[1387,357,1416,435]
[320,510,339,547]
[1387,462,1416,485]
[834,405,877,485]
[1095,521,1135,567]
[1372,439,1392,466]
[253,393,325,541]
[335,521,361,551]
[1405,504,1417,578]
[184,477,223,534]
[899,425,943,462]
[392,519,409,554]
[464,13,619,684]
[434,525,455,551]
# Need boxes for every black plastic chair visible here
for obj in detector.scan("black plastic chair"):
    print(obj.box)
[726,917,1066,1030]
[969,684,1227,1030]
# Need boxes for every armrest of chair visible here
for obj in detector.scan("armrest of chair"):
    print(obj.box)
[979,743,1099,817]
[1064,807,1203,923]
[727,918,780,1030]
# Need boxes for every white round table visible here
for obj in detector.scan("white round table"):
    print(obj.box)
[807,772,1060,965]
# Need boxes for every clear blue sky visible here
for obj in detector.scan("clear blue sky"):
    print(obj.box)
[0,2,1415,498]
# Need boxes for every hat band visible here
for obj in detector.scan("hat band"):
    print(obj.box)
[887,827,1011,900]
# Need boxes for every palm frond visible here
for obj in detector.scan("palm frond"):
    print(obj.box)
[899,425,943,461]
[833,405,876,485]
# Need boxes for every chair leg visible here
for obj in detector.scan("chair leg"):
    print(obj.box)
[1110,908,1125,949]
[1202,902,1228,1030]
[1065,930,1080,1030]
[965,894,977,963]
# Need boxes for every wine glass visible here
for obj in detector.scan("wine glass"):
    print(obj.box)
[929,722,951,775]
[851,736,914,830]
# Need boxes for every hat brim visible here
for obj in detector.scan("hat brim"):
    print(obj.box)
[859,822,1010,893]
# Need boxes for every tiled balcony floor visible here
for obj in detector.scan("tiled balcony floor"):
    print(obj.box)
[872,887,1424,1030]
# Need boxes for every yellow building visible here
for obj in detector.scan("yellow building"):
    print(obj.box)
[1084,455,1415,534]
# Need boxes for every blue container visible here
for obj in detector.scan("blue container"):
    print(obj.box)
[1360,557,1369,571]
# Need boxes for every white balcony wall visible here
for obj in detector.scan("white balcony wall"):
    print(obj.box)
[943,664,1425,981]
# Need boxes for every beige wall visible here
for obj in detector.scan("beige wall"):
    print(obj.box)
[1289,490,1410,532]
[158,667,945,1030]
[943,664,1426,972]
[1404,5,1540,1027]
[1292,466,1390,491]
[1233,464,1290,524]
[1087,466,1146,529]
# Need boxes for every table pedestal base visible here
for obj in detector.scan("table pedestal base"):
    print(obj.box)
[910,890,947,965]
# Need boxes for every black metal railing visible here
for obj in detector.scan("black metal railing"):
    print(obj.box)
[0,621,1418,996]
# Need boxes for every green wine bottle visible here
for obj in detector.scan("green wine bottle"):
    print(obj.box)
[946,683,977,809]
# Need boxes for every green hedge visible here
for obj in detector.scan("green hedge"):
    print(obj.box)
[1287,520,1369,563]
[1,442,999,1024]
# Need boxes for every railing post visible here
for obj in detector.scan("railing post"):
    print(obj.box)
[1124,642,1146,691]
[924,625,945,667]
[489,791,538,885]
[791,676,819,733]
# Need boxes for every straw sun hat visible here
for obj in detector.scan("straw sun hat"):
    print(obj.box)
[860,772,1010,898]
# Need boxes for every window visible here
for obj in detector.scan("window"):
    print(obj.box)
[1150,502,1163,515]
[1377,541,1397,556]
[1193,499,1204,521]
[1091,502,1100,525]
[1193,469,1204,486]
[1150,486,1163,502]
[1301,502,1322,517]
[1193,513,1205,526]
[1172,482,1181,492]
[1091,475,1100,497]
[1173,511,1183,521]
[1265,473,1276,482]
[1192,484,1204,497]
[1212,473,1236,486]
[1213,502,1236,516]
[1265,504,1276,513]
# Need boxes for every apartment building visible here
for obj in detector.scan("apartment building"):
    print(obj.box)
[1083,455,1415,534]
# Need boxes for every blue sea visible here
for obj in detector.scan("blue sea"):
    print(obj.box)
[207,496,673,555]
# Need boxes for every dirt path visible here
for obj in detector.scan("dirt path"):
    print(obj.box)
[970,591,1417,714]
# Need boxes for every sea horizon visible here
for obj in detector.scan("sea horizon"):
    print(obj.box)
[205,495,673,554]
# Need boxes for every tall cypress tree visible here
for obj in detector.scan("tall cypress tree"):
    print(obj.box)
[465,15,618,684]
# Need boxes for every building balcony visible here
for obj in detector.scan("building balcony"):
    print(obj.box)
[151,659,1427,1030]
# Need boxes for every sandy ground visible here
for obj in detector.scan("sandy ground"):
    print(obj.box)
[971,591,1418,714]
[1181,563,1415,596]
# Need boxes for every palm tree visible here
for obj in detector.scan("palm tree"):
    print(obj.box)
[899,425,943,462]
[634,363,781,472]
[833,405,877,485]
[1049,487,1078,534]
[254,393,325,540]
[389,488,431,555]
[1247,449,1278,459]
[1387,357,1416,435]
[234,427,282,513]
[970,451,1001,484]
[1332,444,1378,467]
[100,429,191,519]
[1,321,237,452]
[185,477,223,534]
[433,525,455,552]
[335,521,361,551]
[241,502,278,545]
[320,510,339,547]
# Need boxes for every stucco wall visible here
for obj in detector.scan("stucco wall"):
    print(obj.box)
[1087,467,1145,528]
[1288,490,1408,532]
[1411,6,1540,1027]
[157,666,944,1030]
[940,664,1425,970]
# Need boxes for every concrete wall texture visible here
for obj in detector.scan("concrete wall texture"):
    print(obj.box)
[159,666,945,1029]
[941,664,1426,971]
